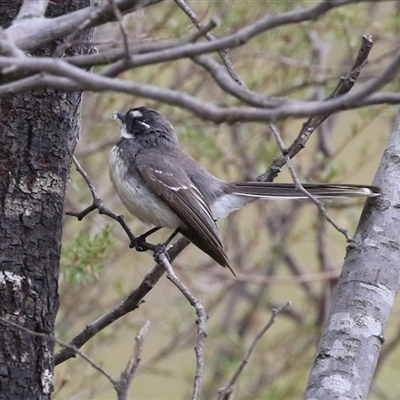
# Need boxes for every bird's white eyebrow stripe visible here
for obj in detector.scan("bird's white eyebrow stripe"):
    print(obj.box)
[129,110,142,118]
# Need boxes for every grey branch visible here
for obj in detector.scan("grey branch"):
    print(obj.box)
[54,238,190,366]
[0,45,399,120]
[115,321,151,400]
[159,253,207,400]
[74,0,374,72]
[66,156,136,244]
[15,0,49,20]
[2,314,152,399]
[174,0,244,86]
[259,34,375,182]
[217,302,291,400]
[267,122,351,241]
[6,0,163,52]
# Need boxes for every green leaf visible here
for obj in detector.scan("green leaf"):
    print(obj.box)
[60,226,115,285]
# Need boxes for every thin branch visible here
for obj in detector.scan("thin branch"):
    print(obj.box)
[0,316,117,386]
[192,54,279,107]
[54,237,190,366]
[91,0,372,78]
[68,156,183,256]
[71,156,98,201]
[158,253,207,400]
[115,321,150,400]
[66,156,136,244]
[189,18,219,43]
[15,0,49,20]
[315,215,334,322]
[0,30,25,58]
[308,30,334,158]
[52,11,96,58]
[267,122,351,241]
[56,155,194,368]
[6,0,163,51]
[259,34,375,182]
[174,0,245,86]
[109,0,131,60]
[1,315,154,400]
[1,43,398,122]
[217,302,291,400]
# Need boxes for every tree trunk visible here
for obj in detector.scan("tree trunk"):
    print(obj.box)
[0,1,92,398]
[305,107,400,399]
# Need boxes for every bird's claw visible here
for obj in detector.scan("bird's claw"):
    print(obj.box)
[130,235,148,252]
[153,244,170,264]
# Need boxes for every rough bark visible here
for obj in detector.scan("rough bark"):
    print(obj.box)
[0,1,92,399]
[305,108,400,399]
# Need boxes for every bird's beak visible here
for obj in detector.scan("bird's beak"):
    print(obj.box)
[113,112,125,124]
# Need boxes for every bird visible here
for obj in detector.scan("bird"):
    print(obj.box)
[109,106,379,273]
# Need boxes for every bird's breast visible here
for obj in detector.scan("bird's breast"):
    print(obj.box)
[109,146,182,228]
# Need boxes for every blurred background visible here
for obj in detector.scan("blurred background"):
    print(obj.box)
[54,1,399,399]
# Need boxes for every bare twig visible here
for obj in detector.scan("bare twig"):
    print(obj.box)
[158,253,207,400]
[68,156,185,256]
[98,12,219,77]
[1,40,396,122]
[95,1,374,86]
[0,60,395,121]
[109,0,131,60]
[7,0,163,52]
[189,18,219,43]
[0,30,25,58]
[0,315,154,399]
[260,34,374,183]
[217,302,291,400]
[71,156,98,201]
[66,156,136,244]
[0,316,117,386]
[268,122,351,241]
[192,54,279,107]
[308,30,334,158]
[174,0,245,86]
[115,321,150,400]
[15,0,49,20]
[54,237,190,366]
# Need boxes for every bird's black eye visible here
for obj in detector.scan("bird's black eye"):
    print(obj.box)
[124,108,151,133]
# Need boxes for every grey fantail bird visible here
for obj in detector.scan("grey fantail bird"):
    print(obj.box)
[109,106,379,273]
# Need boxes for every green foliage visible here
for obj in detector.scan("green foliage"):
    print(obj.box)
[60,226,115,285]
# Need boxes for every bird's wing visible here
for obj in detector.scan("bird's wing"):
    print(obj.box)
[136,155,231,269]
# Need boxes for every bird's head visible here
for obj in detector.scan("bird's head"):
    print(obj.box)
[113,107,178,148]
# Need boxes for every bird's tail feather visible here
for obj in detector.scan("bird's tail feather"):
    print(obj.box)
[232,183,380,200]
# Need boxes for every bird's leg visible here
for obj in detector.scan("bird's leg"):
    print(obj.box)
[130,226,161,251]
[153,228,180,263]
